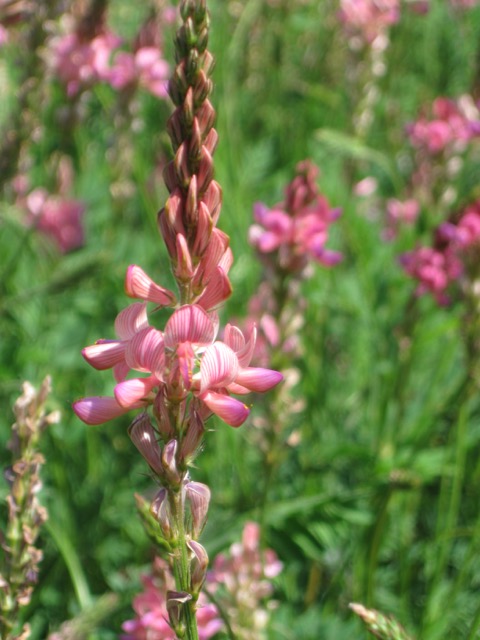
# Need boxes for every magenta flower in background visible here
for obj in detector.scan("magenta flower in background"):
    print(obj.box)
[50,30,121,97]
[399,199,480,304]
[249,160,342,273]
[24,187,85,253]
[108,46,169,98]
[406,96,480,155]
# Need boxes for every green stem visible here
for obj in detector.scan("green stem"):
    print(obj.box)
[170,487,199,640]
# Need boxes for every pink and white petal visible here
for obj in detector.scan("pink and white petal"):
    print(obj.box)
[73,396,131,425]
[114,376,159,408]
[224,324,257,367]
[226,381,251,395]
[125,326,165,379]
[195,267,232,311]
[114,302,150,340]
[164,304,215,348]
[199,342,239,393]
[82,340,125,370]
[235,366,283,392]
[125,265,177,306]
[113,360,130,383]
[199,390,249,427]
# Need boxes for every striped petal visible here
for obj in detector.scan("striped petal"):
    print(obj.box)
[199,342,238,394]
[114,376,159,408]
[125,327,165,379]
[164,305,215,348]
[114,302,150,340]
[73,396,132,425]
[125,265,177,306]
[195,266,233,311]
[200,390,249,427]
[224,324,257,367]
[82,340,125,370]
[234,367,284,392]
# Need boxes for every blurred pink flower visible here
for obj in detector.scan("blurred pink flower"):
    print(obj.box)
[207,522,282,640]
[50,31,121,96]
[249,161,342,272]
[338,0,400,43]
[108,46,169,98]
[400,245,463,304]
[407,97,480,155]
[25,187,85,253]
[121,558,222,640]
[384,198,420,240]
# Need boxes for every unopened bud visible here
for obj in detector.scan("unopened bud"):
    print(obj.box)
[151,488,173,539]
[188,540,209,593]
[162,439,182,486]
[185,481,210,538]
[129,413,163,475]
[167,590,192,633]
[185,175,198,226]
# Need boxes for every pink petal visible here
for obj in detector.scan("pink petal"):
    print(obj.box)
[125,327,165,379]
[82,340,125,370]
[199,343,239,393]
[73,396,131,425]
[200,391,250,427]
[224,324,256,367]
[234,367,283,392]
[114,303,150,340]
[164,305,215,348]
[125,265,177,306]
[195,267,232,311]
[114,376,159,408]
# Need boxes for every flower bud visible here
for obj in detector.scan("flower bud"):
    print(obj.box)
[185,481,210,538]
[167,590,192,633]
[188,540,209,594]
[150,488,173,540]
[162,439,182,486]
[128,413,163,475]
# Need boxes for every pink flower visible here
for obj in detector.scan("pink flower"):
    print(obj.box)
[400,245,463,304]
[107,46,169,98]
[50,31,121,96]
[249,177,342,273]
[75,299,282,428]
[338,0,400,43]
[207,522,282,639]
[25,188,85,253]
[121,558,222,640]
[384,198,419,240]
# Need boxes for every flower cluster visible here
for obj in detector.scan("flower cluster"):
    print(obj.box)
[121,558,222,640]
[338,0,400,45]
[249,160,342,274]
[406,97,480,156]
[207,522,283,640]
[400,200,480,304]
[49,6,172,99]
[14,158,85,254]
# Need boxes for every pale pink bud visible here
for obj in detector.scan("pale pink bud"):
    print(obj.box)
[128,413,163,475]
[162,439,181,485]
[188,540,209,593]
[174,233,194,280]
[150,488,173,539]
[185,481,210,538]
[180,408,205,462]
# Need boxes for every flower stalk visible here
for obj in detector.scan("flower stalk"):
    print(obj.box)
[74,1,282,638]
[0,376,59,640]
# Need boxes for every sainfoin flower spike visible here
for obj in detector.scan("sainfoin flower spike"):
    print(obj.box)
[73,1,282,638]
